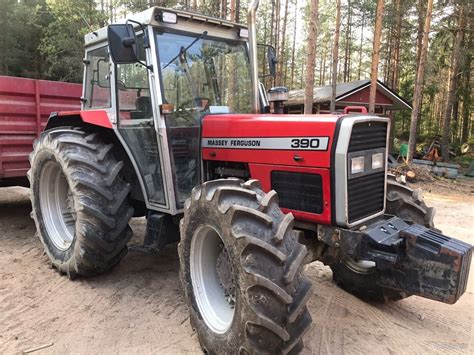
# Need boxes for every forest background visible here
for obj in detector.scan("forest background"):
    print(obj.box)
[0,0,472,161]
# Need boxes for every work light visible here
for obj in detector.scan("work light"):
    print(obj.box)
[371,152,384,170]
[351,156,364,174]
[239,28,249,38]
[158,11,178,24]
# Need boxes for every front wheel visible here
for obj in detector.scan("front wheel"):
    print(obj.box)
[179,178,312,354]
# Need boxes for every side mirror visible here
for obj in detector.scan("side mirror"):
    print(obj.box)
[257,44,278,78]
[108,24,138,64]
[267,46,278,77]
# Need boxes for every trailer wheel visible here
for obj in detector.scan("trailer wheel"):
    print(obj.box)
[179,178,312,354]
[28,128,134,278]
[330,180,435,302]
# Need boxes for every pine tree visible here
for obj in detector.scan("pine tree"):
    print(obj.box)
[330,0,341,112]
[441,3,467,160]
[368,0,384,114]
[304,0,319,114]
[407,0,434,162]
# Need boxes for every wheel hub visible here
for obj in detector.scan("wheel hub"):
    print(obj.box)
[344,256,376,274]
[39,160,76,251]
[190,225,236,334]
[216,244,236,307]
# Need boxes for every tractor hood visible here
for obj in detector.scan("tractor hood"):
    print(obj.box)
[201,113,342,168]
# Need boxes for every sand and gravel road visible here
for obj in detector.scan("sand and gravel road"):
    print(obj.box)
[0,181,473,354]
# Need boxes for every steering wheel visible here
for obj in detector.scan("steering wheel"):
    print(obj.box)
[117,80,127,91]
[178,97,210,112]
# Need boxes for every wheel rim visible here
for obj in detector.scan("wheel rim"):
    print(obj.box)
[344,257,376,274]
[39,161,76,251]
[190,225,236,334]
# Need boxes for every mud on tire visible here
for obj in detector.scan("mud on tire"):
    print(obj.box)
[28,128,134,278]
[330,180,436,302]
[179,178,312,354]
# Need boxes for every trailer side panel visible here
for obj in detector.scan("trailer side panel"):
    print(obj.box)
[0,76,82,186]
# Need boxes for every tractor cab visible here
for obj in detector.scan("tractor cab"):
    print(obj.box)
[82,7,257,214]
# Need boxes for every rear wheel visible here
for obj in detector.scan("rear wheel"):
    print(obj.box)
[330,180,435,302]
[179,178,312,354]
[28,128,134,278]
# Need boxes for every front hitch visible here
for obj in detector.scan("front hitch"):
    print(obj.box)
[318,217,473,304]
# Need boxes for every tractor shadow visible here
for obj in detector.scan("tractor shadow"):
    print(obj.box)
[0,185,181,292]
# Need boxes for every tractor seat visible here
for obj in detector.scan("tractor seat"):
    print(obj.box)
[130,96,152,120]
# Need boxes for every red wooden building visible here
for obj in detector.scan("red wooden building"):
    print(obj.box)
[286,79,412,115]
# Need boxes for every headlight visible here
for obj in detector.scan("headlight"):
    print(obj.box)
[371,152,384,170]
[351,156,364,174]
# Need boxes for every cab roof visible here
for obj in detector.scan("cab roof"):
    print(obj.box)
[84,6,247,47]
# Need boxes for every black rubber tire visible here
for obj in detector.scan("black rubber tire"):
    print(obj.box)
[330,259,409,302]
[330,180,435,302]
[386,179,435,228]
[28,128,134,278]
[179,178,312,354]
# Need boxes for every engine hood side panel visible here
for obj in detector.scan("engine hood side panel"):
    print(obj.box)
[201,114,340,168]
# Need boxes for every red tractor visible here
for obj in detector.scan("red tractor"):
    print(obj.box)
[29,3,472,353]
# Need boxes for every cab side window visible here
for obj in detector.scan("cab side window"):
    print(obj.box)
[85,46,111,109]
[115,34,166,206]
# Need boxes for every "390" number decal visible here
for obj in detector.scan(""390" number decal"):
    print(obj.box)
[291,138,321,149]
[202,137,329,150]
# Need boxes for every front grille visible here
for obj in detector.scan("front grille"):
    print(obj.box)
[348,121,387,152]
[271,171,323,214]
[348,171,385,222]
[346,121,388,223]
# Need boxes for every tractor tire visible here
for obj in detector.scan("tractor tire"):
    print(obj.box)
[385,179,435,228]
[330,179,435,302]
[179,178,312,354]
[330,258,408,302]
[28,127,134,278]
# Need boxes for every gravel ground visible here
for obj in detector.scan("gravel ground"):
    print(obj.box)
[0,180,472,354]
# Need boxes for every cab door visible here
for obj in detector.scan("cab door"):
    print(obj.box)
[114,36,168,209]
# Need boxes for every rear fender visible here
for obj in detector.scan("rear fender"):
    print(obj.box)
[45,110,112,131]
[44,111,147,215]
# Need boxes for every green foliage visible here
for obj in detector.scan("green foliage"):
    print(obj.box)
[0,0,106,82]
[39,0,106,82]
[0,0,51,78]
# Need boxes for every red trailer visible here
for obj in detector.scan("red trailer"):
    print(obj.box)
[0,76,82,186]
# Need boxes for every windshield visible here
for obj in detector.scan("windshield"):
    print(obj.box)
[156,31,252,122]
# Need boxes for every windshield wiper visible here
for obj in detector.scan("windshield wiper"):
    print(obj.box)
[163,31,208,69]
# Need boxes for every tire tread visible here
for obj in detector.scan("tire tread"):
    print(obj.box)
[28,128,133,278]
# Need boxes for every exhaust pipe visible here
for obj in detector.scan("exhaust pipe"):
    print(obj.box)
[248,0,260,113]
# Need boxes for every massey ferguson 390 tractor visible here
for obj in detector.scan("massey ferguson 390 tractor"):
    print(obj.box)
[29,2,472,353]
